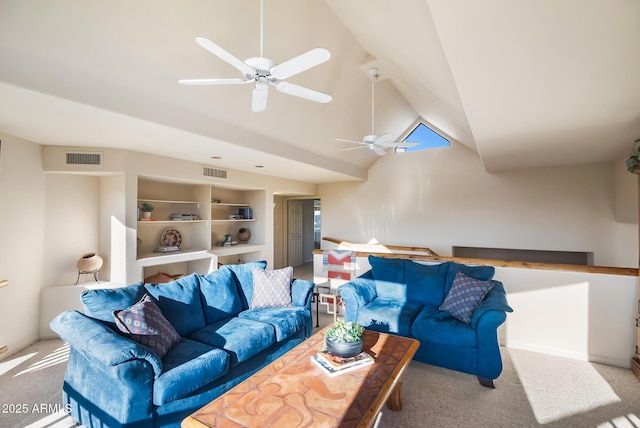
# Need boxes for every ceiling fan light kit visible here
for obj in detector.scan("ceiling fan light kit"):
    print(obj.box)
[179,0,332,112]
[336,67,418,156]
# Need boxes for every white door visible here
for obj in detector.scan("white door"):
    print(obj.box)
[288,200,303,266]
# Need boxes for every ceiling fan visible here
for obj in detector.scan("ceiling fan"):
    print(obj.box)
[337,68,418,156]
[178,0,332,112]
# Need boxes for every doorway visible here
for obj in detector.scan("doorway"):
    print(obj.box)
[287,198,320,267]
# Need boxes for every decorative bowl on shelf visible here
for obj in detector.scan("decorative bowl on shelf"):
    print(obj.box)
[238,227,251,242]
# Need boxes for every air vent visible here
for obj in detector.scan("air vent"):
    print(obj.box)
[202,166,227,179]
[66,152,102,165]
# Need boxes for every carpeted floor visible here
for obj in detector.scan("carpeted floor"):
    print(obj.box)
[2,275,639,428]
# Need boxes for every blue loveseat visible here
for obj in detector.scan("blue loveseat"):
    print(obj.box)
[339,256,512,387]
[50,262,314,428]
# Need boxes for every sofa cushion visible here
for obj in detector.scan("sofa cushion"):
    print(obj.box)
[144,273,206,336]
[405,261,450,306]
[369,255,407,300]
[154,339,229,405]
[250,266,293,309]
[189,317,276,366]
[238,307,311,342]
[199,269,243,324]
[439,271,495,323]
[220,261,268,309]
[411,306,477,348]
[81,282,146,325]
[444,262,495,295]
[113,294,181,358]
[356,298,423,337]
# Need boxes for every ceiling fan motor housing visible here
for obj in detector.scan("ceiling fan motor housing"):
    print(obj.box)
[245,57,277,81]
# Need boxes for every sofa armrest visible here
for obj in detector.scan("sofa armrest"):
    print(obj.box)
[292,278,314,309]
[470,281,513,330]
[338,271,377,323]
[50,310,163,379]
[471,281,512,379]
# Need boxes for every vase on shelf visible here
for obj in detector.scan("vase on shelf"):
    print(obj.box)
[75,252,103,285]
[238,227,251,242]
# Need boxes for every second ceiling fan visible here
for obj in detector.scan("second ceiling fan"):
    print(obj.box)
[337,68,418,156]
[179,0,332,112]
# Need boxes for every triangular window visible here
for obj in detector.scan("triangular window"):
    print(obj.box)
[395,120,450,153]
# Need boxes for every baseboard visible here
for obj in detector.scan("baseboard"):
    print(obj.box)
[507,343,633,369]
[506,342,589,362]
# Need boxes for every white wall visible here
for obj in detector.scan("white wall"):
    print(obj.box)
[319,141,637,268]
[43,174,101,285]
[0,135,45,355]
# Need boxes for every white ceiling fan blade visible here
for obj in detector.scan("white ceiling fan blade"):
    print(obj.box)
[252,86,269,112]
[335,138,367,146]
[195,37,256,78]
[386,141,419,148]
[178,78,249,85]
[374,134,398,145]
[275,81,332,103]
[338,146,367,152]
[270,48,331,80]
[372,146,387,156]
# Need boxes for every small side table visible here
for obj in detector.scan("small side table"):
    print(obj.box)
[313,282,341,327]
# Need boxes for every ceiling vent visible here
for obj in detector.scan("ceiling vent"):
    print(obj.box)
[202,166,227,179]
[66,151,102,166]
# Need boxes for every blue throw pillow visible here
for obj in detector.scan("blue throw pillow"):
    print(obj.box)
[439,271,495,324]
[219,261,268,309]
[444,262,495,295]
[405,261,450,306]
[81,282,146,324]
[199,269,243,324]
[144,273,205,336]
[113,294,181,358]
[369,255,407,300]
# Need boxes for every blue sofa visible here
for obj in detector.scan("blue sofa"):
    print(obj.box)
[339,256,512,387]
[50,262,314,428]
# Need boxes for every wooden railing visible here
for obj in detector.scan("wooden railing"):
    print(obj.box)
[316,237,637,277]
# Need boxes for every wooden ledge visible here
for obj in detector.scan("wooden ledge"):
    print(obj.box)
[316,238,637,277]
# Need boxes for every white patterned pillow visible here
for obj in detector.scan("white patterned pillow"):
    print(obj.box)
[250,267,293,309]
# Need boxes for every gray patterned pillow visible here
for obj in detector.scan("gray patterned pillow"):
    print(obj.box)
[113,294,181,357]
[439,271,495,324]
[250,267,293,309]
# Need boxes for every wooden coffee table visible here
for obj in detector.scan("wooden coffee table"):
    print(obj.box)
[182,326,419,428]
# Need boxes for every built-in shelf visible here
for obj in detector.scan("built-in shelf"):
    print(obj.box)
[210,244,265,257]
[138,220,207,225]
[210,219,257,224]
[139,198,201,206]
[137,249,213,267]
[211,202,251,207]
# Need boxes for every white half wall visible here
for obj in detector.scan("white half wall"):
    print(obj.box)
[313,251,637,368]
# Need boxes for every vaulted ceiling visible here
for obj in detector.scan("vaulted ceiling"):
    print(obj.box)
[0,0,638,183]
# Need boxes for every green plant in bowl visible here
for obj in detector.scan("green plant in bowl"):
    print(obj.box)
[326,319,364,342]
[325,319,365,358]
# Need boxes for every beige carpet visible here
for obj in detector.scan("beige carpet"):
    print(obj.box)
[2,315,639,427]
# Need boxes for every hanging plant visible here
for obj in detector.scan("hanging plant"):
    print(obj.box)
[626,138,640,173]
